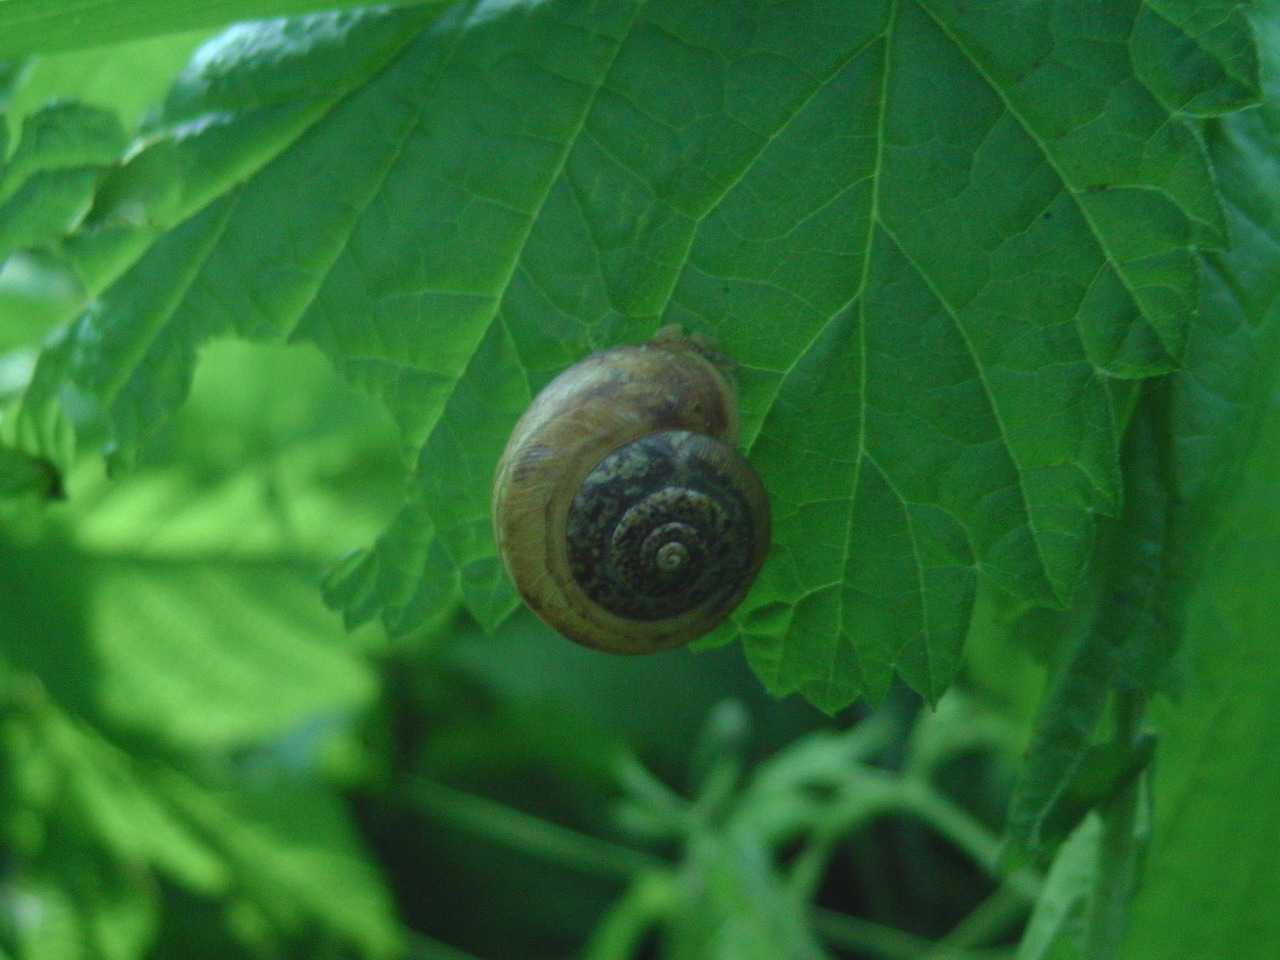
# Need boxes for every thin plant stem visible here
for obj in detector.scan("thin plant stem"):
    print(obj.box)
[897,779,1041,901]
[405,930,488,960]
[927,882,1029,953]
[615,752,690,829]
[787,786,892,899]
[402,776,665,882]
[812,907,938,960]
[1083,689,1147,960]
[582,871,677,960]
[813,907,1012,960]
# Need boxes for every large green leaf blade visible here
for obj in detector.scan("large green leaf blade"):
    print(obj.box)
[1016,815,1102,960]
[14,0,1259,710]
[1120,431,1280,958]
[1119,4,1280,954]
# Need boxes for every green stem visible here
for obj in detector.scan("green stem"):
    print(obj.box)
[813,908,1012,960]
[1082,689,1147,960]
[898,779,1041,902]
[812,908,939,960]
[582,871,677,960]
[787,787,889,900]
[615,752,690,830]
[405,931,487,960]
[401,777,665,882]
[927,883,1028,953]
[787,766,1042,908]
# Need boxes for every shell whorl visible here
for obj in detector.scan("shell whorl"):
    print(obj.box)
[565,429,761,622]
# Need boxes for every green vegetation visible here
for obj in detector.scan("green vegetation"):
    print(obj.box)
[1,1,1277,958]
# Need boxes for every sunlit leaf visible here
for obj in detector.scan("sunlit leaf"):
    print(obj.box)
[0,0,441,58]
[0,101,126,260]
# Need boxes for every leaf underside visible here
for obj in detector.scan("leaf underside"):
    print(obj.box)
[6,0,1260,711]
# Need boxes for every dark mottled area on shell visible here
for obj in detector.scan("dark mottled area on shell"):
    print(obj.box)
[565,430,756,621]
[573,360,728,441]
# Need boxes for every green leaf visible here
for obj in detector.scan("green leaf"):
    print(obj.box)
[0,252,83,353]
[1,341,389,748]
[0,444,60,499]
[4,849,157,960]
[1016,815,1102,960]
[0,0,446,59]
[0,335,406,959]
[161,777,404,959]
[17,0,1262,710]
[1120,429,1280,958]
[1120,394,1280,959]
[0,101,126,202]
[1118,4,1280,955]
[3,700,227,893]
[3,31,210,134]
[0,58,26,110]
[1,693,402,960]
[0,101,126,260]
[1132,0,1261,114]
[998,393,1177,865]
[1169,31,1280,537]
[0,320,76,469]
[668,832,825,960]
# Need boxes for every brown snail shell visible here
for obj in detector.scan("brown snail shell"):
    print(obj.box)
[491,327,770,654]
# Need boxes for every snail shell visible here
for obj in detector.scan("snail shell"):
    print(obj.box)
[491,327,770,654]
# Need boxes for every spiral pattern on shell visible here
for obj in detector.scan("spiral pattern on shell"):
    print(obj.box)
[565,430,760,621]
[491,328,770,654]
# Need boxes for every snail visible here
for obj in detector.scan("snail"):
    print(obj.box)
[491,326,770,654]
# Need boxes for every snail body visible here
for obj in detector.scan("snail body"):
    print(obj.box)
[491,327,770,654]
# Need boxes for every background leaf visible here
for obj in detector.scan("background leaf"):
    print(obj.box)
[0,339,403,959]
[1015,815,1101,960]
[0,0,443,59]
[1116,2,1280,954]
[1,694,403,960]
[2,341,393,747]
[1118,426,1280,956]
[2,31,211,135]
[1003,401,1172,865]
[0,101,126,260]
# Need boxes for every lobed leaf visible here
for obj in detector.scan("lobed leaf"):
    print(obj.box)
[12,0,1262,710]
[1009,1,1280,950]
[2,342,388,749]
